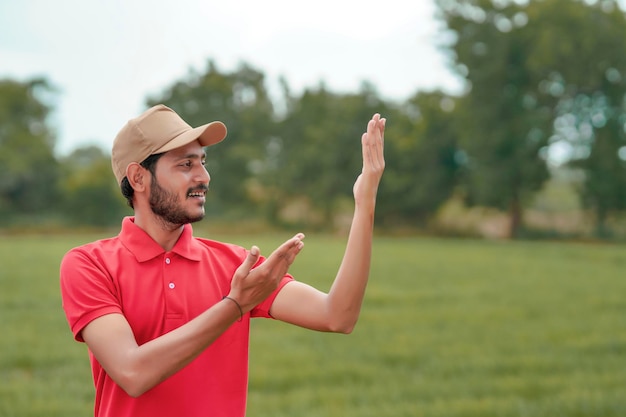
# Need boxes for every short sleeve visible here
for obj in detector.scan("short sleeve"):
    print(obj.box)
[250,274,294,318]
[59,248,123,342]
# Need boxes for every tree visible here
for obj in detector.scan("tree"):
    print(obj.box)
[270,82,391,229]
[0,78,60,224]
[376,90,461,227]
[524,0,626,237]
[59,145,129,226]
[436,0,554,238]
[436,0,626,238]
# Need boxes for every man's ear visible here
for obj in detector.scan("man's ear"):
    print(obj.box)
[126,163,148,192]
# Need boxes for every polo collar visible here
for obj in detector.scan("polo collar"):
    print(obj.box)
[119,216,203,262]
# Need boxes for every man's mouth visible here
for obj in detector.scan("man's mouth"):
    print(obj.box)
[187,187,208,199]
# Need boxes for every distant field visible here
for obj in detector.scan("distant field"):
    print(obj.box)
[1,232,625,417]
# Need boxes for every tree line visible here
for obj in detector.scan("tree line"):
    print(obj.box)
[1,0,626,239]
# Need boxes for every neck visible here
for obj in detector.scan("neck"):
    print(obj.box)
[133,210,185,252]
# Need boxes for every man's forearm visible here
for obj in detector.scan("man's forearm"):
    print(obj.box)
[325,202,376,333]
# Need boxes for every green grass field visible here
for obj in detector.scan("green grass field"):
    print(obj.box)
[1,231,625,417]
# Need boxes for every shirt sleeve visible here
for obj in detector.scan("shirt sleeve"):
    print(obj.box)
[241,249,295,318]
[250,274,294,318]
[59,248,123,342]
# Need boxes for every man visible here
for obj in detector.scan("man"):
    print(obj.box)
[60,104,385,417]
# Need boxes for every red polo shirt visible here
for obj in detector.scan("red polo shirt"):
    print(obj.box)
[60,217,293,417]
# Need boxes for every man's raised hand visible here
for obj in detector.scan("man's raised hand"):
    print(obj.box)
[354,113,386,205]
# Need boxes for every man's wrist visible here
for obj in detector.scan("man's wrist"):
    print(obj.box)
[222,296,243,322]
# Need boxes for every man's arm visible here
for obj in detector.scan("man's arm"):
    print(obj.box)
[270,113,386,333]
[80,234,304,398]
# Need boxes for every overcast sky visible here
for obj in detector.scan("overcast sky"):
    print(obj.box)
[0,0,462,155]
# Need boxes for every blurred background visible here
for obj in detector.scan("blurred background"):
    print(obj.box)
[3,2,626,416]
[2,0,626,240]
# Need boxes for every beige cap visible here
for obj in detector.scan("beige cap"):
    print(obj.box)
[111,104,227,184]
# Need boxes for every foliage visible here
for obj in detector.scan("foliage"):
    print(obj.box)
[524,0,626,236]
[0,78,60,223]
[272,83,392,228]
[59,145,130,226]
[4,0,626,237]
[435,0,626,238]
[376,90,461,227]
[435,0,554,237]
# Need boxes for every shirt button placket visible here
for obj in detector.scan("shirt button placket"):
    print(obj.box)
[165,257,174,290]
[163,254,182,327]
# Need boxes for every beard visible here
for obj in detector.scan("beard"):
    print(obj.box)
[149,176,207,227]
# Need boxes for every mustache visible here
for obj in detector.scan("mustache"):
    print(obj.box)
[187,185,209,194]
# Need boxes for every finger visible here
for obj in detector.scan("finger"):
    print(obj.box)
[366,115,385,164]
[293,233,305,250]
[266,235,305,269]
[236,245,260,276]
[363,123,381,161]
[366,118,377,140]
[372,119,385,168]
[362,132,373,169]
[379,118,386,144]
[364,114,385,143]
[371,115,384,138]
[282,234,306,258]
[277,241,304,267]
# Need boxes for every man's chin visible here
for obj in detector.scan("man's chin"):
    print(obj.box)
[188,214,205,224]
[189,205,208,222]
[154,211,205,228]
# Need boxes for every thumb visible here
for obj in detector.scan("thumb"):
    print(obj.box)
[237,245,260,276]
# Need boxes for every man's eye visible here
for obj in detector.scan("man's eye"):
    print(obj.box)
[201,160,206,166]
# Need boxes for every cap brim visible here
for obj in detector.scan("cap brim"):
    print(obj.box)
[154,121,227,154]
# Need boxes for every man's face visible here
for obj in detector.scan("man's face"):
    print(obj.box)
[148,140,210,226]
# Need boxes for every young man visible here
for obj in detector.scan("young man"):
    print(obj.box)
[60,104,385,417]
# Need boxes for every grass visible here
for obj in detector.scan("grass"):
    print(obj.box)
[1,231,625,416]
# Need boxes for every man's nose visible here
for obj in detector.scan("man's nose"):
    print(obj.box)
[196,166,210,184]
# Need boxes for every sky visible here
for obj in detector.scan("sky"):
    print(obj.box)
[0,0,462,156]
